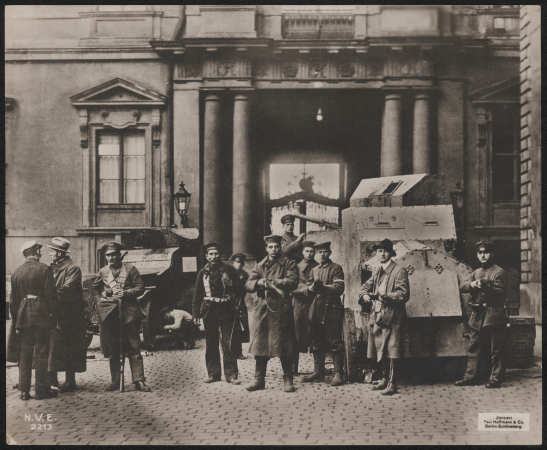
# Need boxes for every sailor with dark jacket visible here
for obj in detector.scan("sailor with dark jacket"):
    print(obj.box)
[90,242,151,392]
[455,240,508,389]
[8,241,58,401]
[359,239,410,396]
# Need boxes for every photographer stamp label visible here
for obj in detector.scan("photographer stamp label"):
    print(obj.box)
[25,413,54,431]
[478,413,529,431]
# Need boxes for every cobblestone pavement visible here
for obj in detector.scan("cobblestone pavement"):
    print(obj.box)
[6,327,542,445]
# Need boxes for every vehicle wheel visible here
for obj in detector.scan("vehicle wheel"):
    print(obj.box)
[85,332,94,349]
[142,301,156,350]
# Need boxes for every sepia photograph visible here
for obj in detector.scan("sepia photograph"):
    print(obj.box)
[5,5,541,445]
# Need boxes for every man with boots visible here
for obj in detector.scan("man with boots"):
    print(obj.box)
[245,235,299,393]
[91,242,151,392]
[359,239,410,396]
[230,253,250,360]
[192,243,241,385]
[46,237,87,393]
[291,241,319,375]
[302,242,345,387]
[455,240,508,389]
[280,214,306,263]
[7,241,58,400]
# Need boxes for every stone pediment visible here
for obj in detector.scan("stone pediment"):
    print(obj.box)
[70,78,166,107]
[469,77,520,104]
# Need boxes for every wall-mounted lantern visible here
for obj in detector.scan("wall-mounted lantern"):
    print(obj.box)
[174,182,191,227]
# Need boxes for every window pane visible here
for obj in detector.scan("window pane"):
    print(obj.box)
[123,132,145,203]
[124,133,145,155]
[98,133,120,203]
[492,155,517,203]
[99,156,120,180]
[98,133,120,155]
[124,156,145,180]
[124,180,145,203]
[492,104,518,154]
[100,180,120,204]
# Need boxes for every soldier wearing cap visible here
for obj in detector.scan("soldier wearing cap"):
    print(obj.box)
[245,235,299,392]
[290,240,319,375]
[7,241,58,400]
[359,238,410,396]
[192,243,241,385]
[455,240,508,389]
[302,241,345,387]
[280,214,306,262]
[230,253,250,360]
[46,237,87,393]
[90,242,151,392]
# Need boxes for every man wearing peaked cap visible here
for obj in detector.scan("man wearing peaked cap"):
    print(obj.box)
[47,237,87,393]
[303,241,346,387]
[280,215,306,263]
[290,240,318,375]
[359,238,410,396]
[456,240,508,389]
[8,240,58,401]
[245,233,299,393]
[91,242,151,392]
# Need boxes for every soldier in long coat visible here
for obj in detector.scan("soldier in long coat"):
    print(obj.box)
[245,235,299,393]
[290,240,318,375]
[91,242,151,392]
[302,242,345,387]
[280,214,305,263]
[359,239,410,396]
[455,240,508,389]
[8,241,58,400]
[46,237,87,393]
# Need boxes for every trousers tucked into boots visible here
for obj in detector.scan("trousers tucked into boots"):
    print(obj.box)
[302,350,326,382]
[381,358,398,395]
[245,356,268,391]
[330,352,344,387]
[280,356,295,392]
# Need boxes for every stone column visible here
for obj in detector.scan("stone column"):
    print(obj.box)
[232,92,254,257]
[380,93,403,177]
[203,93,223,245]
[412,93,431,174]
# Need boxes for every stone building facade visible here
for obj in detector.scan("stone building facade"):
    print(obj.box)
[7,5,535,320]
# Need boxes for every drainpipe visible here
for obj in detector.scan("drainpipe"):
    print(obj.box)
[172,5,186,41]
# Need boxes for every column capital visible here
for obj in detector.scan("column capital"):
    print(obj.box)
[384,93,403,101]
[204,93,222,102]
[414,93,431,101]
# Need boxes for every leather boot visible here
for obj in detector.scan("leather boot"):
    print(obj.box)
[372,358,389,390]
[48,372,59,389]
[381,359,398,395]
[302,350,326,382]
[330,352,344,387]
[60,371,77,393]
[292,354,299,376]
[281,357,296,392]
[245,357,267,392]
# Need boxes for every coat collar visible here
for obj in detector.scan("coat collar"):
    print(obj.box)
[298,259,318,271]
[51,256,72,271]
[377,260,395,276]
[204,261,225,274]
[259,255,288,267]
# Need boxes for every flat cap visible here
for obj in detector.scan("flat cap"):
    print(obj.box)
[313,241,331,251]
[373,238,396,257]
[102,242,125,255]
[264,235,283,245]
[204,242,221,253]
[230,253,247,262]
[48,237,71,253]
[280,214,295,224]
[20,240,42,254]
[302,240,316,249]
[475,239,494,252]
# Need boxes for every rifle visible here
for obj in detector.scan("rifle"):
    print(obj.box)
[118,295,125,392]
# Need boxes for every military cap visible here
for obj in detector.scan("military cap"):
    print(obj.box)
[47,237,71,253]
[204,242,221,254]
[20,240,42,254]
[302,240,316,249]
[313,241,331,251]
[102,242,125,255]
[264,235,283,245]
[230,253,247,262]
[280,214,295,224]
[373,238,396,257]
[475,239,495,253]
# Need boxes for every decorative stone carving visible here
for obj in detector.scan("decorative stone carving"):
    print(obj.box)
[103,109,141,129]
[309,61,327,78]
[218,60,235,77]
[178,59,201,79]
[151,108,161,147]
[78,109,88,149]
[282,62,298,78]
[254,60,269,77]
[339,62,355,78]
[476,108,490,147]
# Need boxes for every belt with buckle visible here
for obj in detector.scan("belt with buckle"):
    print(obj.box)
[204,297,228,303]
[24,295,40,300]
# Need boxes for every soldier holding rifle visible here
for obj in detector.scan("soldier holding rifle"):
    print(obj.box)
[91,242,151,392]
[302,242,345,387]
[280,214,306,263]
[359,239,410,396]
[455,240,508,389]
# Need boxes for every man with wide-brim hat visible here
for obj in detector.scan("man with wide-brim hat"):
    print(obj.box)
[359,238,410,396]
[90,242,151,392]
[192,242,241,385]
[290,240,319,375]
[455,240,507,389]
[302,241,345,387]
[245,235,299,393]
[8,241,58,400]
[280,214,306,263]
[46,237,87,393]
